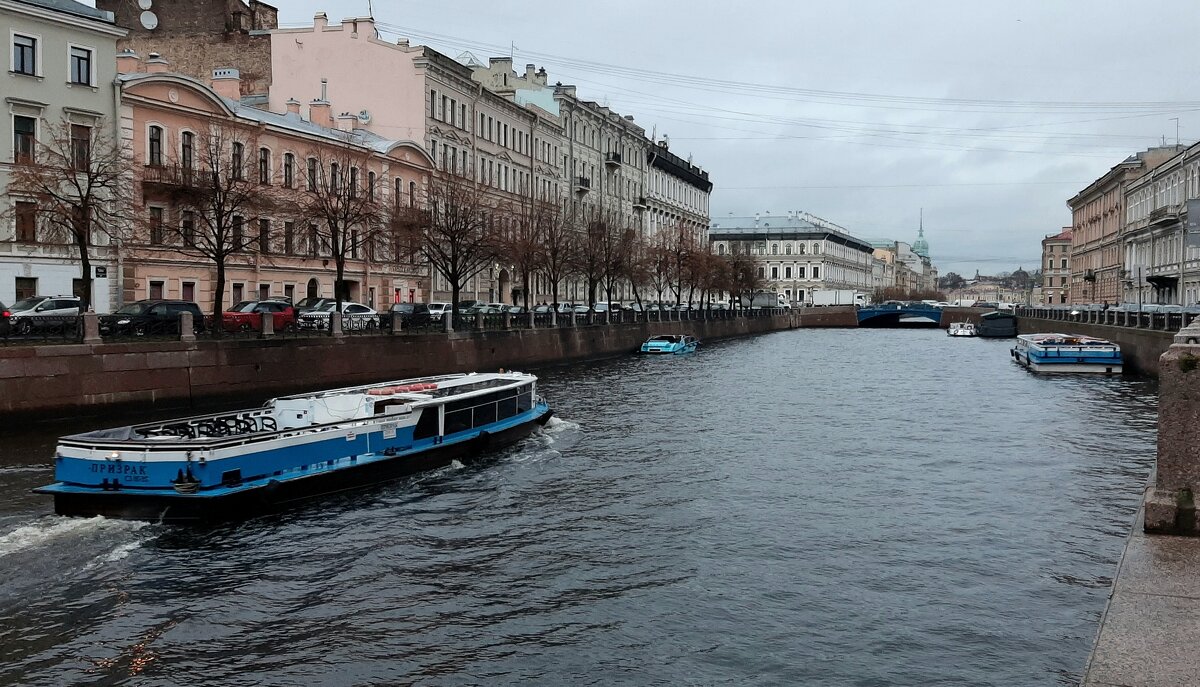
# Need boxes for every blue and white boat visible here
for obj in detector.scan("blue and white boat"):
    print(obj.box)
[639,334,699,354]
[1011,333,1122,374]
[35,372,553,521]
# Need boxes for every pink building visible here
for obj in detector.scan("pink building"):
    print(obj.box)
[117,52,433,312]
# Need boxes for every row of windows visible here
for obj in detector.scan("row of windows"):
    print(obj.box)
[11,32,95,86]
[714,242,825,256]
[428,88,539,160]
[145,125,420,204]
[759,266,821,280]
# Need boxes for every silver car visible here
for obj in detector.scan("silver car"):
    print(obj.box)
[8,295,81,334]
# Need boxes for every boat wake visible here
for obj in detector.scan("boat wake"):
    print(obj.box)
[0,464,53,474]
[82,538,148,571]
[540,416,580,436]
[0,516,148,559]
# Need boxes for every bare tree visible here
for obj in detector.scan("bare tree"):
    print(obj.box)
[597,210,633,315]
[620,231,653,309]
[535,197,574,307]
[293,139,386,310]
[726,243,763,310]
[143,122,276,323]
[572,206,606,307]
[498,194,545,310]
[3,118,131,310]
[398,172,499,324]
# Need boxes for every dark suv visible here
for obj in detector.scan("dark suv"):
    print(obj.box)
[0,301,9,337]
[385,302,432,330]
[100,300,205,336]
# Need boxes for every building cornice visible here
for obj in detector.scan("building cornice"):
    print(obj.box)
[2,0,126,39]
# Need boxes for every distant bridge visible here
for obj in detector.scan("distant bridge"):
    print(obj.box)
[857,303,946,327]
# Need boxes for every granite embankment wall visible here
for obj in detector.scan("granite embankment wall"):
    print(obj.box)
[0,308,859,419]
[1016,317,1174,377]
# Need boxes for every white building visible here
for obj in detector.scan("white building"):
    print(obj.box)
[0,0,125,310]
[1123,142,1200,305]
[708,212,876,304]
[646,139,712,245]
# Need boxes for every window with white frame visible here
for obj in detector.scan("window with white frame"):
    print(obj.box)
[12,33,37,76]
[68,45,93,85]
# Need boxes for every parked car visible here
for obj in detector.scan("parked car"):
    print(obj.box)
[457,300,482,310]
[572,304,590,314]
[296,301,378,330]
[294,297,335,313]
[221,300,297,333]
[505,305,528,314]
[7,295,81,335]
[100,300,204,336]
[428,302,451,321]
[0,301,9,337]
[384,302,432,329]
[555,302,574,314]
[532,304,553,314]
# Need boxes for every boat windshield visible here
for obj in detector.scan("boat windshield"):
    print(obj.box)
[650,335,681,342]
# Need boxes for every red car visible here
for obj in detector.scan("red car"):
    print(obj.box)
[221,300,297,332]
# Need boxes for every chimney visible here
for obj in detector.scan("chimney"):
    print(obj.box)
[335,113,356,132]
[352,16,375,38]
[116,48,139,74]
[211,68,241,100]
[309,99,332,127]
[314,11,328,29]
[145,52,169,73]
[535,67,547,86]
[525,63,535,79]
[285,98,302,116]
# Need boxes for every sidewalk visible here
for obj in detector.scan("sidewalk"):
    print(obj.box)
[1081,484,1200,686]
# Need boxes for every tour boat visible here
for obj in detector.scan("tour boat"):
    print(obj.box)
[1011,333,1122,374]
[639,334,699,354]
[34,372,553,521]
[947,322,977,337]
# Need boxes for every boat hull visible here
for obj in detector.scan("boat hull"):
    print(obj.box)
[44,406,553,522]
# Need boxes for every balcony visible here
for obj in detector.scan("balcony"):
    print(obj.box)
[1148,204,1182,227]
[604,152,622,167]
[142,164,199,190]
[632,196,648,210]
[574,176,591,194]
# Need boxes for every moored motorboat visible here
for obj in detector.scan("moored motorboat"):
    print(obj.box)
[947,322,977,337]
[978,310,1017,338]
[1011,333,1122,374]
[639,334,699,354]
[35,372,553,521]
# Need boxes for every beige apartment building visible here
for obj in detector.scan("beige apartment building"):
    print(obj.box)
[1041,229,1071,304]
[1067,145,1179,305]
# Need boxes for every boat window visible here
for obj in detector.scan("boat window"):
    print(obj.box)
[445,408,471,435]
[517,390,533,413]
[413,408,439,439]
[472,403,497,428]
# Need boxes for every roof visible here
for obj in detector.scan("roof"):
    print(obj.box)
[12,0,114,22]
[120,72,430,164]
[1044,228,1073,242]
[708,214,873,253]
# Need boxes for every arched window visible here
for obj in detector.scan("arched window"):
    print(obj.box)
[771,243,779,255]
[813,243,821,254]
[367,170,376,202]
[283,153,294,188]
[785,243,792,255]
[306,158,318,191]
[329,162,339,193]
[409,181,416,206]
[307,278,319,299]
[718,243,726,255]
[148,125,163,166]
[797,243,806,255]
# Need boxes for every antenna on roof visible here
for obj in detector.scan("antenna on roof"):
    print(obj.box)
[367,0,374,18]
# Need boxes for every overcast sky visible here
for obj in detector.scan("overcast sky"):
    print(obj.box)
[115,0,1200,276]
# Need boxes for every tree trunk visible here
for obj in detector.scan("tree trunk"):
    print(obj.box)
[335,253,347,312]
[450,280,461,328]
[75,234,92,312]
[213,259,227,338]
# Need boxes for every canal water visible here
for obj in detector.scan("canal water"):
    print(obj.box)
[0,329,1158,686]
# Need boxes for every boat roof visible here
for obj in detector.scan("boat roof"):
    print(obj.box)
[1019,333,1116,346]
[981,311,1015,319]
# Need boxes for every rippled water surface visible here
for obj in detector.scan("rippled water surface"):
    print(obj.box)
[0,329,1159,686]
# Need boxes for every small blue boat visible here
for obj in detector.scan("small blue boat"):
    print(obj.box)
[639,334,699,354]
[35,372,553,521]
[1011,333,1122,374]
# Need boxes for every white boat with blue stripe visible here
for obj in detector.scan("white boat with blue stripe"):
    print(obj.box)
[1011,333,1123,375]
[35,372,553,521]
[639,334,699,354]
